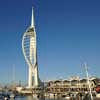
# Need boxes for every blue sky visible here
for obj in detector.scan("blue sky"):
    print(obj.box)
[0,0,100,84]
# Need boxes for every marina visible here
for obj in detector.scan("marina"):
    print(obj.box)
[14,96,100,100]
[0,94,100,100]
[0,1,100,100]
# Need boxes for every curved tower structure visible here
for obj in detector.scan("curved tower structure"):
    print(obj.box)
[22,8,39,88]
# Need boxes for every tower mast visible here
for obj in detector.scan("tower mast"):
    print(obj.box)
[31,7,34,28]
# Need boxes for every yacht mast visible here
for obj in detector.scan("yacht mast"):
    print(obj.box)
[84,63,93,100]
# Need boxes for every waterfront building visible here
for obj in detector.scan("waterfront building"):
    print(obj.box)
[22,8,40,88]
[45,77,97,94]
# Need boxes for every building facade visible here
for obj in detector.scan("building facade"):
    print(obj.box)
[45,77,97,94]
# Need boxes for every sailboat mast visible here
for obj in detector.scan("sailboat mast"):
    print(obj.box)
[84,63,93,100]
[12,64,15,82]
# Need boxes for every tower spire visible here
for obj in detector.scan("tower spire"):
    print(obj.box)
[31,7,34,27]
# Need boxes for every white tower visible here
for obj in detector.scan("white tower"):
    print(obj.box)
[22,8,39,88]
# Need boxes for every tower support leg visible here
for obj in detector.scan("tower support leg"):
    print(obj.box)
[28,67,33,88]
